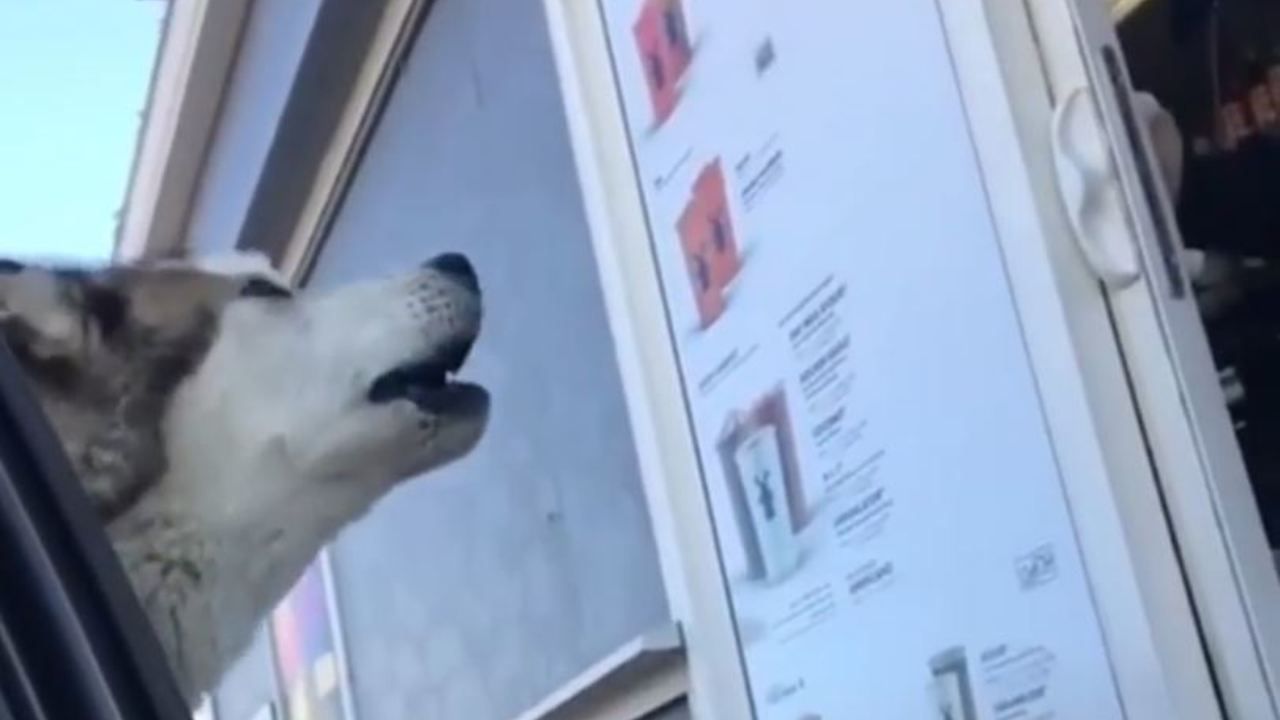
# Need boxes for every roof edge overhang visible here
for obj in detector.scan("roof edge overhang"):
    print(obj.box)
[113,0,251,262]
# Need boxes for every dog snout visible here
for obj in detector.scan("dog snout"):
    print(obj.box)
[423,252,479,295]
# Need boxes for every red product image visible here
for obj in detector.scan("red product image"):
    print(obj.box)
[632,0,693,126]
[678,159,741,329]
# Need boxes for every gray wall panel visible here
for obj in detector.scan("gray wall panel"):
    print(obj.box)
[185,0,321,256]
[303,0,670,718]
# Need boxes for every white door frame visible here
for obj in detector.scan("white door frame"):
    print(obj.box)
[543,3,751,716]
[1043,0,1280,717]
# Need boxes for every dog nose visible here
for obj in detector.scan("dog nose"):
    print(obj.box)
[424,252,479,294]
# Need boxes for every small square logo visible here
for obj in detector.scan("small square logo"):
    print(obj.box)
[1016,544,1058,591]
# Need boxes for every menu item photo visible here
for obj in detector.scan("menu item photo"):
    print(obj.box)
[718,386,809,584]
[929,647,979,720]
[632,0,694,127]
[678,158,742,330]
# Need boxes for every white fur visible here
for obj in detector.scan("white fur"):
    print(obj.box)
[171,250,290,286]
[106,256,488,700]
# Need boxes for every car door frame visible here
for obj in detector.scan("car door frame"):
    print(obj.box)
[0,339,189,720]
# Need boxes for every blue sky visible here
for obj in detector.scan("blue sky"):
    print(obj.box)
[0,2,165,263]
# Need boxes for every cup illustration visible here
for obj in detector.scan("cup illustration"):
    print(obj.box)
[718,387,809,584]
[678,159,741,330]
[632,0,694,126]
[928,647,978,720]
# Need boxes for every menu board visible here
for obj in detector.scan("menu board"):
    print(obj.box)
[597,1,1128,718]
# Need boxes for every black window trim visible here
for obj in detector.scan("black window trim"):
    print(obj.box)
[0,339,188,720]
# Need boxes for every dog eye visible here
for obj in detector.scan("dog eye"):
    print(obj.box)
[240,277,293,300]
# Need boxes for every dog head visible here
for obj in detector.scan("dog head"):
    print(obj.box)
[0,251,490,527]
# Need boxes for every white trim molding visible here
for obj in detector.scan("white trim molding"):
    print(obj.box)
[115,0,251,262]
[278,0,428,280]
[512,623,687,720]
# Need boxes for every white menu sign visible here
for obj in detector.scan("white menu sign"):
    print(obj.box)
[598,0,1127,718]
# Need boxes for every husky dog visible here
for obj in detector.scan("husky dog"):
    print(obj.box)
[0,250,490,703]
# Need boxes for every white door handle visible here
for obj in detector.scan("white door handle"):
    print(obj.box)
[1051,85,1143,289]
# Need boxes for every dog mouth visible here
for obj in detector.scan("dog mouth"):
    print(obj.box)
[366,342,488,415]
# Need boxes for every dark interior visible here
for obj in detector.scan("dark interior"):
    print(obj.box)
[1119,0,1280,549]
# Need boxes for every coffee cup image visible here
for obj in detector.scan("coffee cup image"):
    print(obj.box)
[928,647,978,720]
[717,386,809,584]
[734,424,801,582]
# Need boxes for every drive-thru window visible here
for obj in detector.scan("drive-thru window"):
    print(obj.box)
[109,0,1280,718]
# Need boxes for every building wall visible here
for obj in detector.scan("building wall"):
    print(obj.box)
[301,0,671,716]
[184,0,322,256]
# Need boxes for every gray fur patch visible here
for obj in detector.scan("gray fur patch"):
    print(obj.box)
[0,263,233,521]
